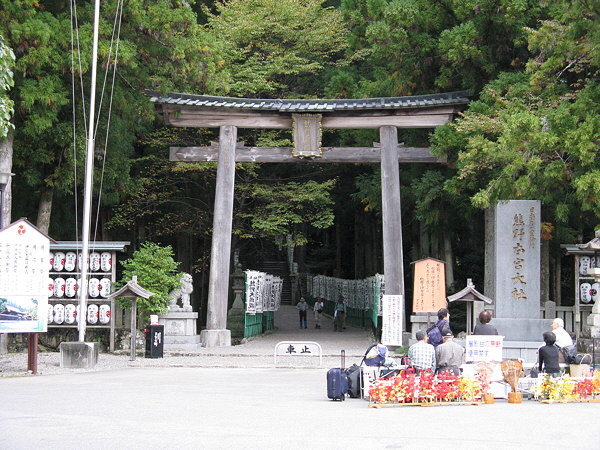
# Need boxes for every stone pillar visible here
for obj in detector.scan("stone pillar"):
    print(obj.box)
[201,125,236,347]
[380,126,405,328]
[0,334,7,354]
[227,263,246,339]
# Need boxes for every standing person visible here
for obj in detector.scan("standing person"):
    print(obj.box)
[538,331,561,377]
[296,297,309,329]
[314,297,324,329]
[334,296,346,332]
[408,330,436,372]
[473,310,499,335]
[427,308,452,348]
[435,330,464,375]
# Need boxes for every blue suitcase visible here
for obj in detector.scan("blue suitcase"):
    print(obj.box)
[327,350,348,401]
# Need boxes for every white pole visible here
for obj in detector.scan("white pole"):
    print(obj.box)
[78,0,101,342]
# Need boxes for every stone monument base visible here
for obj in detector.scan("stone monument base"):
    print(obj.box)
[491,318,552,341]
[502,340,543,365]
[158,311,202,352]
[60,342,100,369]
[201,329,231,347]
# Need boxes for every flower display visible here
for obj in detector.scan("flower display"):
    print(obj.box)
[536,370,600,402]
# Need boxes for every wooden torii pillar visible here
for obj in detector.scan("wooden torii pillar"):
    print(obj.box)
[150,91,469,347]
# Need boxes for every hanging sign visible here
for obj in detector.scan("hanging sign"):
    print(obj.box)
[381,294,403,346]
[0,220,50,333]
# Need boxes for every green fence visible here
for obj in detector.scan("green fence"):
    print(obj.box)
[244,312,263,339]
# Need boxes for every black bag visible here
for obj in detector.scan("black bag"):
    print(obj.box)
[345,364,363,398]
[561,344,578,364]
[573,353,592,365]
[529,368,539,378]
[426,321,444,348]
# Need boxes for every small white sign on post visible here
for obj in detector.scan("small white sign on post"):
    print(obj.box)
[381,294,403,346]
[465,335,504,362]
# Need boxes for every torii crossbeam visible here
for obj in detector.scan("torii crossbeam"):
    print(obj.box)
[149,91,470,347]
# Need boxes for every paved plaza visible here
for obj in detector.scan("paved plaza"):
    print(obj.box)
[0,306,598,449]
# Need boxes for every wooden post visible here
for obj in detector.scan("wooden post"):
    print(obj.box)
[380,126,405,331]
[27,333,38,374]
[130,299,136,361]
[205,125,237,337]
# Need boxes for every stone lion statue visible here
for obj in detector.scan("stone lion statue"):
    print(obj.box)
[168,273,194,312]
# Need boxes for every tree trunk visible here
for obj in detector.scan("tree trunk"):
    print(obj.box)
[334,219,342,278]
[36,187,54,234]
[420,222,429,258]
[554,256,562,306]
[0,130,13,229]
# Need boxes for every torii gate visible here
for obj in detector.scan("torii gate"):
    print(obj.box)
[149,91,469,347]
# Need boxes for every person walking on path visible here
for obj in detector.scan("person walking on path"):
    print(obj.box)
[297,297,309,329]
[314,297,324,329]
[334,296,346,332]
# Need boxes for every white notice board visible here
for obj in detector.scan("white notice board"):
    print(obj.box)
[382,294,403,346]
[465,335,504,362]
[0,220,50,333]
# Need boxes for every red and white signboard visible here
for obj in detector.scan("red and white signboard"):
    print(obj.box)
[0,219,50,333]
[382,294,403,346]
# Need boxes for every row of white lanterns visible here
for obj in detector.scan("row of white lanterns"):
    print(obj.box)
[48,303,110,325]
[49,251,112,272]
[49,277,111,298]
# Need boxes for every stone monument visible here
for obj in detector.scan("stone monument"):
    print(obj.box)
[485,200,552,361]
[158,273,201,351]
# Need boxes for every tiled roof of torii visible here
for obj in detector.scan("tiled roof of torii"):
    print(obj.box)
[147,90,471,112]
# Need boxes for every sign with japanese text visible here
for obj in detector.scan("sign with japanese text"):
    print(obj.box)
[465,335,504,362]
[0,220,50,333]
[412,258,446,313]
[494,200,540,318]
[381,294,403,346]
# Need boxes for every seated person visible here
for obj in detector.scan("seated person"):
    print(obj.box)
[473,310,499,335]
[408,330,436,372]
[435,330,464,375]
[538,331,561,377]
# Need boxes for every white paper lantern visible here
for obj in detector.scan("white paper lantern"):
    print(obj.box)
[64,252,77,272]
[65,277,77,298]
[593,283,600,303]
[77,252,89,271]
[100,252,112,272]
[53,277,65,298]
[580,256,591,275]
[48,304,54,324]
[53,304,65,324]
[87,304,99,324]
[581,282,592,303]
[89,278,100,298]
[99,304,111,324]
[53,252,65,271]
[49,252,54,271]
[100,278,111,298]
[89,252,101,272]
[64,304,76,324]
[48,277,55,296]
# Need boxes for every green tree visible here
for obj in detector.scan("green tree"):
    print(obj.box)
[0,33,14,138]
[0,0,220,235]
[205,0,348,97]
[118,242,182,321]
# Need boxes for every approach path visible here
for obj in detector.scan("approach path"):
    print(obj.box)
[0,305,376,376]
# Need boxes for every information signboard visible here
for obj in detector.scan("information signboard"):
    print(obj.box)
[0,219,50,333]
[412,258,446,313]
[382,294,403,346]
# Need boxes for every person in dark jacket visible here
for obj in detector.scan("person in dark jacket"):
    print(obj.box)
[473,310,499,335]
[538,331,561,376]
